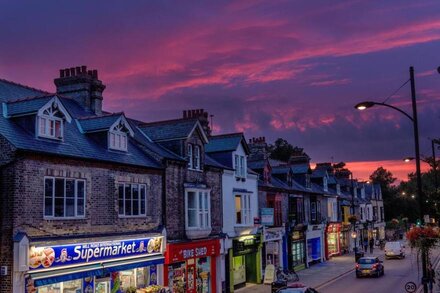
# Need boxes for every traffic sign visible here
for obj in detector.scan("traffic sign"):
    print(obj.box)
[405,281,417,293]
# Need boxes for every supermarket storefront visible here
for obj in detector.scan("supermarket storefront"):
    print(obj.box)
[164,239,220,293]
[20,235,165,293]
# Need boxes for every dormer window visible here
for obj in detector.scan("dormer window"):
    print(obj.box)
[235,154,246,178]
[37,98,70,140]
[305,174,311,189]
[108,116,133,152]
[323,177,328,192]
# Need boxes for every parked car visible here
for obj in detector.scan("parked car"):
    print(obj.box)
[384,241,405,259]
[356,257,384,278]
[275,283,319,293]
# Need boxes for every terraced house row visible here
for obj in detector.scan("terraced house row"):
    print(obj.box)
[0,66,385,293]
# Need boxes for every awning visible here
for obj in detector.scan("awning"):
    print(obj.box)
[30,256,164,287]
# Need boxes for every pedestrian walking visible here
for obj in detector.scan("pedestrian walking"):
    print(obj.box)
[369,238,374,254]
[363,238,368,253]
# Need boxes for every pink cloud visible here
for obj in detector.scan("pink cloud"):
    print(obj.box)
[310,78,351,87]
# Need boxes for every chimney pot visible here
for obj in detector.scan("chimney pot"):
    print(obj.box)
[70,67,76,77]
[76,67,81,75]
[92,70,98,79]
[183,110,187,118]
[81,66,87,74]
[87,70,93,76]
[60,69,65,78]
[192,109,196,117]
[65,68,71,77]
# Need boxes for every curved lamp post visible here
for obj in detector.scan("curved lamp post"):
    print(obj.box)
[355,66,428,293]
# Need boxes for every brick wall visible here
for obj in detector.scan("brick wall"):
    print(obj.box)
[0,152,163,292]
[164,132,223,241]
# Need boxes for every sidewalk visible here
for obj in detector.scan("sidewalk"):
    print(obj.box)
[236,250,382,293]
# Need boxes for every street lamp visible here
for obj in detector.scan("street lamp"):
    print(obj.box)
[355,66,428,292]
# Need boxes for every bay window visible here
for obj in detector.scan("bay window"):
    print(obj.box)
[44,177,85,218]
[185,189,211,229]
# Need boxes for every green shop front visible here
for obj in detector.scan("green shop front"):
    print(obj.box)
[229,235,262,291]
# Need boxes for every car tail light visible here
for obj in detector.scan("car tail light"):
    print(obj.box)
[372,264,378,269]
[356,264,359,269]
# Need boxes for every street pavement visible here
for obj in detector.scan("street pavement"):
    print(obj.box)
[236,243,440,293]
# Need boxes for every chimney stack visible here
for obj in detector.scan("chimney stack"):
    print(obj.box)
[183,108,211,136]
[54,66,106,115]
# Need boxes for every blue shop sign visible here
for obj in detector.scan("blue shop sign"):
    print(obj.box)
[29,236,163,272]
[260,208,274,226]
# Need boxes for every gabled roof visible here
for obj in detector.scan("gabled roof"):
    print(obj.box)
[0,79,162,169]
[138,118,208,143]
[205,133,249,154]
[77,113,134,137]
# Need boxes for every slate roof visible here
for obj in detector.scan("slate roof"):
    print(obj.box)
[138,118,199,141]
[248,159,266,170]
[0,79,48,102]
[204,154,231,170]
[311,168,327,178]
[0,79,163,169]
[77,113,124,133]
[4,94,55,117]
[205,133,248,154]
[291,163,310,174]
[271,165,292,175]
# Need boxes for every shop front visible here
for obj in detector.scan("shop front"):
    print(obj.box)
[325,223,341,258]
[262,227,284,269]
[290,225,306,271]
[20,235,166,293]
[229,235,262,291]
[306,225,324,266]
[164,239,220,293]
[339,224,351,254]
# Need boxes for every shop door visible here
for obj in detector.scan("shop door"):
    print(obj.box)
[233,255,246,286]
[187,262,197,293]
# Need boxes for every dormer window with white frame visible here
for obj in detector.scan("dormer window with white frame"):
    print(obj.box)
[235,154,246,178]
[194,145,201,170]
[188,143,202,171]
[108,116,134,152]
[37,97,71,140]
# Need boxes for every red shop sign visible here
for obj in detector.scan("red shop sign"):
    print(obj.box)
[165,239,220,263]
[327,223,341,233]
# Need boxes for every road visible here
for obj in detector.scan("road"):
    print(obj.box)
[317,248,424,293]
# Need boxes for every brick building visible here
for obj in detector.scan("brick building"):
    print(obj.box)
[137,109,225,293]
[0,67,179,293]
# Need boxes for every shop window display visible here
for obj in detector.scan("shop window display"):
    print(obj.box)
[168,262,186,293]
[36,279,82,293]
[197,257,210,293]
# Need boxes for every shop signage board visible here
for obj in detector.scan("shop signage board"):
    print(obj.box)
[233,236,261,256]
[260,208,274,226]
[263,228,283,242]
[263,264,275,284]
[29,236,164,272]
[166,239,220,263]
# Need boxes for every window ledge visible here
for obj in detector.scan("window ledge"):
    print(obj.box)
[188,168,203,172]
[186,228,212,239]
[44,216,86,221]
[118,215,147,219]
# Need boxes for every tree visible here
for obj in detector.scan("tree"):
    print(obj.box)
[268,138,309,163]
[333,162,351,179]
[369,166,396,192]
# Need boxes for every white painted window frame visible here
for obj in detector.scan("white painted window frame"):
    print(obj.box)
[185,188,211,230]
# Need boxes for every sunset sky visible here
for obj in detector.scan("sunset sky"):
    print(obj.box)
[1,1,439,181]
